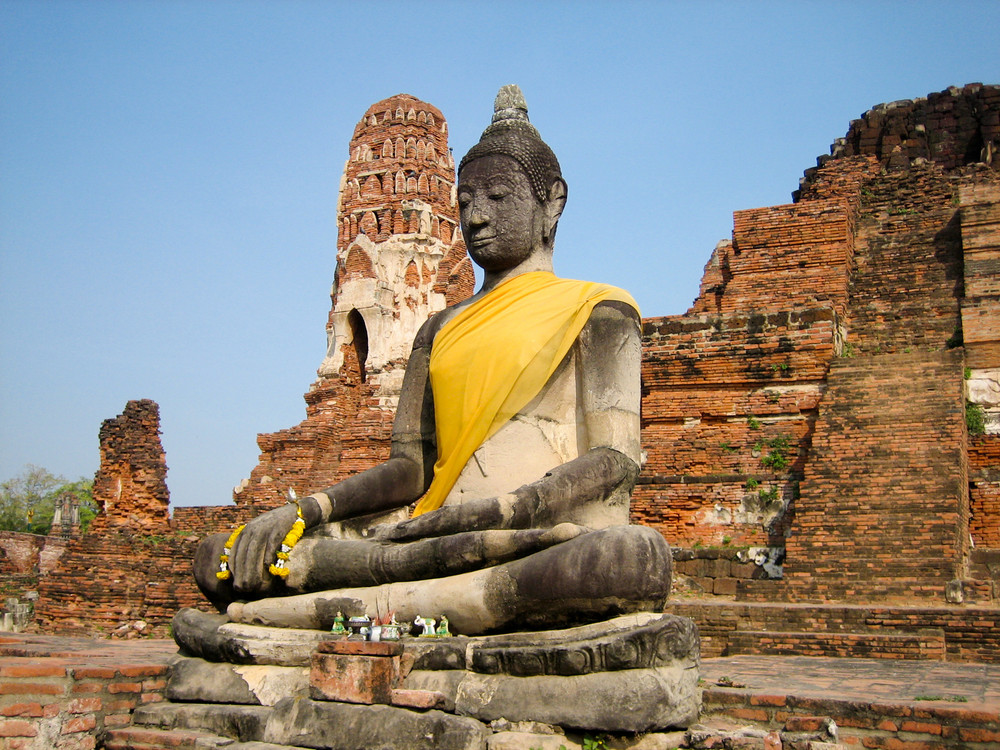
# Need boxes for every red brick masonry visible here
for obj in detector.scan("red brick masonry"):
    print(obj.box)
[0,633,175,750]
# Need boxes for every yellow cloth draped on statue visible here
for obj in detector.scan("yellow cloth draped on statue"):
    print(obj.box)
[412,271,639,517]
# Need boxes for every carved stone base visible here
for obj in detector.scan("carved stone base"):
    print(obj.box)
[168,608,700,736]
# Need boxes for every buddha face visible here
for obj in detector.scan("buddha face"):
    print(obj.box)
[458,155,547,273]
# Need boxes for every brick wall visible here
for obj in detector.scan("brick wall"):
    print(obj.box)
[34,534,203,637]
[637,307,836,548]
[765,350,970,603]
[960,182,1000,371]
[702,688,1000,749]
[0,534,46,576]
[667,601,1000,663]
[846,167,965,356]
[639,85,1000,606]
[825,83,1000,172]
[34,402,203,635]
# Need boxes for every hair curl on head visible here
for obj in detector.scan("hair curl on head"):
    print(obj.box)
[459,85,564,203]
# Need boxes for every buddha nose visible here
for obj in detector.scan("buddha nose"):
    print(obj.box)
[470,191,495,221]
[467,205,489,228]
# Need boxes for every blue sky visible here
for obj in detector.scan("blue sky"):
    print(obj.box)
[1,0,997,509]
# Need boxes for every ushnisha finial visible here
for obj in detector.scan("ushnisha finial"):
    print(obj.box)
[492,85,529,122]
[460,85,561,202]
[480,84,541,139]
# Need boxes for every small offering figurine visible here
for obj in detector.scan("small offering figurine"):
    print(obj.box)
[347,615,372,640]
[330,611,347,635]
[381,613,402,641]
[413,615,436,636]
[435,614,451,637]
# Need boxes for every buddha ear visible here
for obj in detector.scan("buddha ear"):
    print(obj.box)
[543,178,567,237]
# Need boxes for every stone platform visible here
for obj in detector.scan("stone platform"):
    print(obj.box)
[147,609,701,748]
[4,632,1000,749]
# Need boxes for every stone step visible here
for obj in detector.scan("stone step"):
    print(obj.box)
[263,697,490,750]
[131,701,272,743]
[104,726,307,750]
[727,629,947,661]
[166,655,310,705]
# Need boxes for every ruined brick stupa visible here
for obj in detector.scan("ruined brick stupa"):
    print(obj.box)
[232,94,474,510]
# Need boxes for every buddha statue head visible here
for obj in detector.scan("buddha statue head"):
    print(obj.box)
[457,85,568,272]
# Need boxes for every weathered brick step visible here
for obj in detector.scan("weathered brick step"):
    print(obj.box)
[104,726,305,750]
[131,702,272,742]
[103,726,234,749]
[727,629,947,660]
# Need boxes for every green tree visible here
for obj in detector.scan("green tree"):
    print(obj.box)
[0,465,97,534]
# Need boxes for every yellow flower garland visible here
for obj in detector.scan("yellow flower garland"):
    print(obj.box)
[269,492,305,578]
[216,524,246,580]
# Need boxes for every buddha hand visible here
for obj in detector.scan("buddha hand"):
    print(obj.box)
[228,503,302,595]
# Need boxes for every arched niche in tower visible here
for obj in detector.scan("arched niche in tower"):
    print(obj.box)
[347,308,369,383]
[359,211,378,237]
[344,246,375,279]
[404,259,421,288]
[362,175,381,198]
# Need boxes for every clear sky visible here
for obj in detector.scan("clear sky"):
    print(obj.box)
[1,0,997,509]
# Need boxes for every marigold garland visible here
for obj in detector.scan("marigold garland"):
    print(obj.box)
[269,491,305,578]
[216,524,246,580]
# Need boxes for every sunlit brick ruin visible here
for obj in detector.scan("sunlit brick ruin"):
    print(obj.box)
[13,86,1000,666]
[33,400,204,635]
[232,94,475,510]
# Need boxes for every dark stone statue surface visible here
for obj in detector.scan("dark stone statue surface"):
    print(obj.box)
[190,85,672,636]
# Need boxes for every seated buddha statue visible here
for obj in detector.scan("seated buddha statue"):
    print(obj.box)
[193,85,672,636]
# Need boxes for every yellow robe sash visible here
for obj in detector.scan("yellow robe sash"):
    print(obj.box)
[412,271,638,517]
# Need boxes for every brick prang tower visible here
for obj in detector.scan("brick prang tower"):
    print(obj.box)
[233,94,474,510]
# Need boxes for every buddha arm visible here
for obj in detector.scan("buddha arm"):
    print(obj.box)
[380,300,642,541]
[308,315,442,523]
[225,317,441,595]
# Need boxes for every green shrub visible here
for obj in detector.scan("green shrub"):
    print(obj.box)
[966,402,986,436]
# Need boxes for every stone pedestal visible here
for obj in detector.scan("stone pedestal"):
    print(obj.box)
[161,608,701,747]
